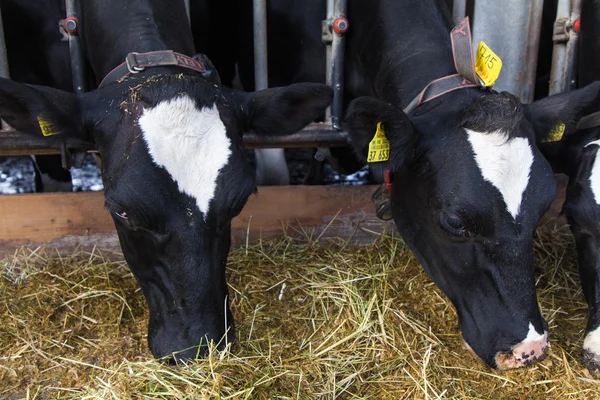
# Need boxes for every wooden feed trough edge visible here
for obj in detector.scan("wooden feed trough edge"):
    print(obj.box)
[0,177,569,257]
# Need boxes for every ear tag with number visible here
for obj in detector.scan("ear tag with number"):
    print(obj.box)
[542,122,565,143]
[475,41,503,87]
[367,122,390,163]
[37,115,60,137]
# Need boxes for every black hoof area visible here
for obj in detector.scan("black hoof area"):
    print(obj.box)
[581,349,600,374]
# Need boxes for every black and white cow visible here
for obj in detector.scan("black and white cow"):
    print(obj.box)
[545,0,600,373]
[0,0,332,361]
[226,0,600,369]
[1,0,74,192]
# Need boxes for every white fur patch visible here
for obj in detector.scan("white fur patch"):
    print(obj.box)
[138,96,231,216]
[584,325,600,355]
[522,322,545,343]
[585,140,600,204]
[466,129,534,218]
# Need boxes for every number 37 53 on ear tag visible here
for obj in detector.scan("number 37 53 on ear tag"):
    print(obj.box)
[367,122,390,163]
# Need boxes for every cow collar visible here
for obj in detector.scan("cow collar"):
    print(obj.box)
[99,51,208,87]
[382,18,483,196]
[403,17,481,115]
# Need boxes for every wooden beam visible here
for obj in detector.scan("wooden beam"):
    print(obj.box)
[0,186,395,256]
[0,175,569,257]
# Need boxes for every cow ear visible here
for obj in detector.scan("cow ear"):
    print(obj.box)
[527,81,600,144]
[0,77,83,139]
[343,96,415,172]
[242,82,333,135]
[527,81,600,169]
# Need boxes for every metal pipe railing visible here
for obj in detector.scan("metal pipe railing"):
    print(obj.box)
[452,0,467,26]
[0,124,349,156]
[330,0,347,129]
[549,0,579,95]
[521,0,544,103]
[0,4,10,80]
[65,0,86,94]
[253,0,268,91]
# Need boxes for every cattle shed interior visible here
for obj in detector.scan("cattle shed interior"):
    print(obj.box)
[2,0,600,398]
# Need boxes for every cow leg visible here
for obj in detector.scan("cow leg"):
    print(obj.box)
[574,230,600,373]
[31,155,72,192]
[254,148,289,185]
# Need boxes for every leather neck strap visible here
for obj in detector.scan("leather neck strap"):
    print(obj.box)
[99,50,207,87]
[403,17,480,114]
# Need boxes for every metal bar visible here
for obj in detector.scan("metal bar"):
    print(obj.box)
[184,0,191,24]
[452,0,467,26]
[564,0,582,92]
[0,125,349,156]
[0,3,10,132]
[472,0,540,100]
[253,0,268,91]
[324,0,334,122]
[330,0,347,129]
[65,0,86,94]
[521,0,544,103]
[549,0,571,94]
[0,4,10,79]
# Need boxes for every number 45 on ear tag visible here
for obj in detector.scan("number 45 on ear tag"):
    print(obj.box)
[475,41,502,87]
[367,122,390,163]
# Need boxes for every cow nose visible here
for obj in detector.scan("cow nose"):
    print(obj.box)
[495,324,549,370]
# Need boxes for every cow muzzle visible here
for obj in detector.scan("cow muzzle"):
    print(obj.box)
[494,325,549,370]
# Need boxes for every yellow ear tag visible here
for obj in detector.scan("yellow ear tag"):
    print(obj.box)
[37,115,60,137]
[367,122,390,163]
[542,123,566,143]
[475,41,503,87]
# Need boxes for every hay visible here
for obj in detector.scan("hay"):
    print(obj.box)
[1,227,599,399]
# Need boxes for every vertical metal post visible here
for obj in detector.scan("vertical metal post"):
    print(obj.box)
[330,0,347,129]
[522,0,544,103]
[472,0,543,103]
[253,0,268,91]
[452,0,467,26]
[0,5,10,80]
[324,0,334,123]
[549,0,571,94]
[564,0,582,92]
[184,0,191,24]
[0,4,11,131]
[65,0,86,94]
[252,0,289,185]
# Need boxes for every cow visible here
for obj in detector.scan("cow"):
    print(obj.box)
[0,0,332,361]
[544,0,600,373]
[226,0,600,369]
[1,0,74,192]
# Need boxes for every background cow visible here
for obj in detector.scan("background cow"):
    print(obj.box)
[0,0,332,361]
[1,0,74,192]
[541,0,600,373]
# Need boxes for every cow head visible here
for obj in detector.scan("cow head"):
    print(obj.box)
[0,74,332,361]
[344,81,600,369]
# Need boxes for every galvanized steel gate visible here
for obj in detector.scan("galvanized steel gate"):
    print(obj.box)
[0,0,584,164]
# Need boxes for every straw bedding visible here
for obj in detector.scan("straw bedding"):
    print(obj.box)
[0,227,599,399]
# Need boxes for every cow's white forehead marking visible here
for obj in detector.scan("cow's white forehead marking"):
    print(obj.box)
[465,129,534,219]
[138,95,232,216]
[584,325,600,356]
[585,140,600,204]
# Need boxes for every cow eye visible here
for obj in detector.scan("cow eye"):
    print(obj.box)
[114,210,129,221]
[439,212,470,238]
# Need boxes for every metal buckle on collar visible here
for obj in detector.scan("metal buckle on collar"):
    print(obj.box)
[126,52,145,74]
